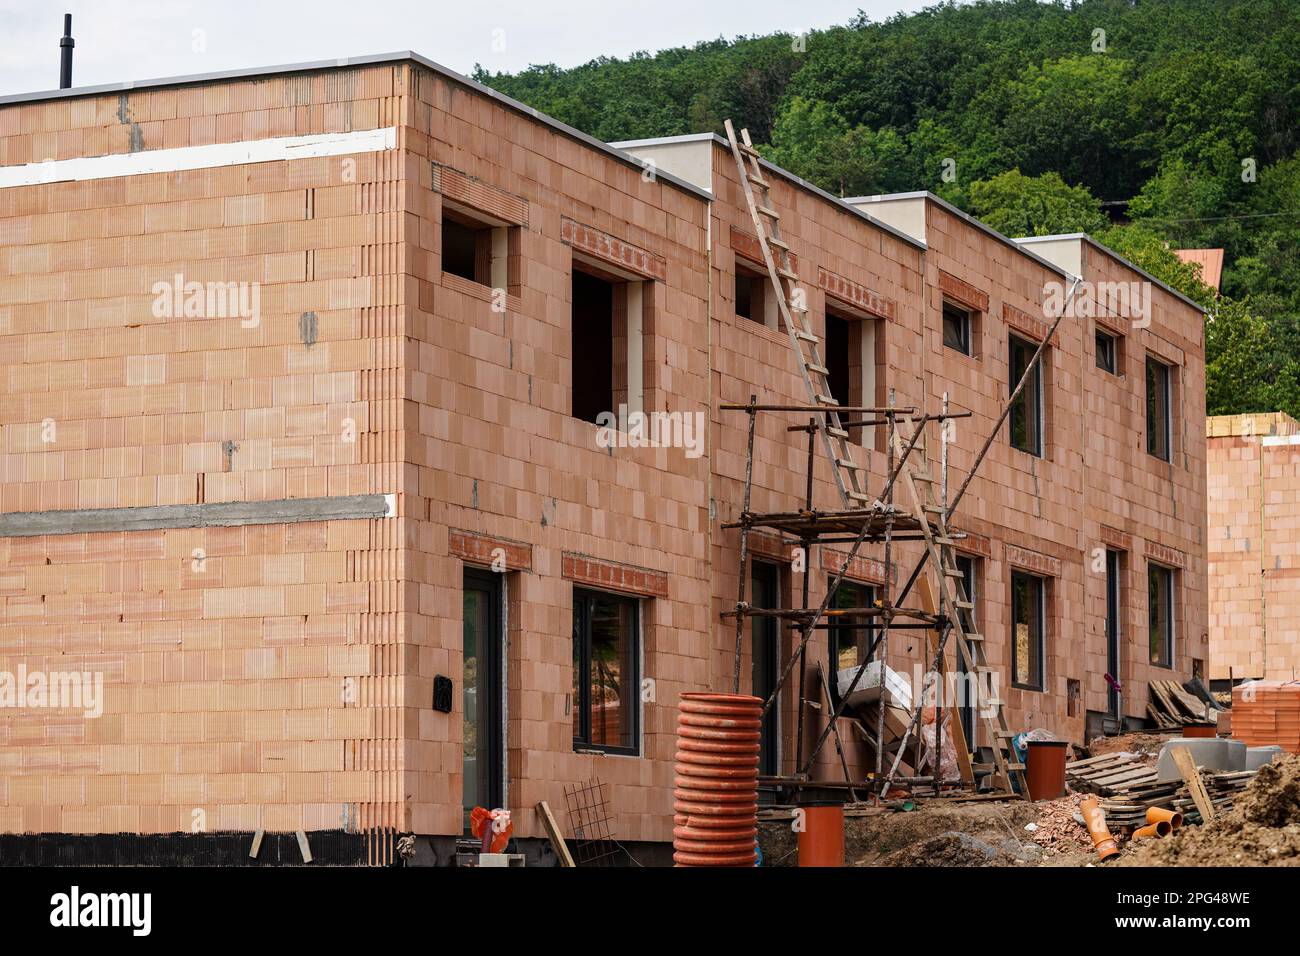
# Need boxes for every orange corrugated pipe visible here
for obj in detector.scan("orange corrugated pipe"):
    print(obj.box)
[1079,796,1120,862]
[673,693,762,867]
[1146,806,1183,830]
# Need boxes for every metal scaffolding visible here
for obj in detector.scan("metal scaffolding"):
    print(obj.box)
[720,118,1084,804]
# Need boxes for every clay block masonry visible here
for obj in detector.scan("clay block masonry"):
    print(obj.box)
[0,53,1206,864]
[1207,412,1300,684]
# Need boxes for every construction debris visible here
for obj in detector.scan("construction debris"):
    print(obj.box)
[535,800,576,868]
[1167,744,1218,823]
[1154,737,1246,780]
[1146,679,1215,729]
[1066,749,1257,829]
[881,831,1021,867]
[1027,794,1094,857]
[1120,754,1300,866]
[1085,731,1171,758]
[1067,751,1159,795]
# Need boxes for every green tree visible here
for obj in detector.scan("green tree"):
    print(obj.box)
[1227,151,1300,311]
[964,54,1145,200]
[1125,158,1238,252]
[965,169,1108,237]
[1092,222,1216,308]
[1130,52,1263,171]
[1205,297,1300,418]
[763,97,909,196]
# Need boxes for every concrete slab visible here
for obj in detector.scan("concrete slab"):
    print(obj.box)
[1156,738,1247,781]
[0,494,394,537]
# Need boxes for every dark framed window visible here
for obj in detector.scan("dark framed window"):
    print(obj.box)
[463,568,504,830]
[954,555,978,631]
[735,261,769,326]
[1105,550,1123,718]
[1146,356,1172,461]
[825,310,851,409]
[1008,334,1043,456]
[954,554,979,747]
[942,301,971,354]
[1095,329,1117,374]
[750,561,781,775]
[571,268,615,424]
[828,581,877,674]
[1148,564,1174,668]
[572,588,640,754]
[1011,571,1045,691]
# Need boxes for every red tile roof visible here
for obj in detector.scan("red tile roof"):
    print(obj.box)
[1173,248,1224,292]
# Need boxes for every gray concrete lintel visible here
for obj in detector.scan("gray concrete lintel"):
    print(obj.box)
[0,494,394,538]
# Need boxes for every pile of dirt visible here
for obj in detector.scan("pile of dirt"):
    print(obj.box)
[881,831,1020,867]
[757,799,1041,867]
[1120,754,1300,867]
[1236,753,1300,826]
[1086,733,1168,758]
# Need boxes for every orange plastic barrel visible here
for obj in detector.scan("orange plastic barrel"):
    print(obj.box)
[1184,723,1216,739]
[1025,740,1068,800]
[673,692,761,866]
[796,801,844,867]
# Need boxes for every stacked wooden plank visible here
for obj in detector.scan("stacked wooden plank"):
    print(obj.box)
[1170,771,1255,824]
[1066,752,1154,794]
[1147,679,1212,729]
[1067,752,1257,829]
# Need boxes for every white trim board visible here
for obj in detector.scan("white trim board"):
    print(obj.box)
[0,126,397,189]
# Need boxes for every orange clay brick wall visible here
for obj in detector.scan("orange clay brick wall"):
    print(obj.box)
[1208,413,1300,681]
[705,176,1205,758]
[1079,242,1207,721]
[910,203,1090,741]
[914,218,1205,739]
[704,140,925,780]
[0,64,408,841]
[396,65,712,843]
[0,57,1209,849]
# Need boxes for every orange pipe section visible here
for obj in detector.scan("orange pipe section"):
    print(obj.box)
[1079,796,1120,862]
[797,805,844,867]
[1133,820,1171,839]
[1146,806,1183,830]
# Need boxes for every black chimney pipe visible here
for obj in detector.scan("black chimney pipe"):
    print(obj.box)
[59,14,74,89]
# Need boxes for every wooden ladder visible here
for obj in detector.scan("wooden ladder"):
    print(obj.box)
[891,419,1029,797]
[724,119,869,509]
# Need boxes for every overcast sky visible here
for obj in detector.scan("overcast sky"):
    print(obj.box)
[1,0,938,97]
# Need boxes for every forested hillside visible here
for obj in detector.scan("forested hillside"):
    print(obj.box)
[474,0,1300,417]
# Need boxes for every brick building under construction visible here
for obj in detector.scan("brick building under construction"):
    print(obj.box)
[0,53,1206,864]
[1207,412,1300,684]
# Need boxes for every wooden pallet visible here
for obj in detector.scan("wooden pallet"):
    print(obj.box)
[1066,752,1152,794]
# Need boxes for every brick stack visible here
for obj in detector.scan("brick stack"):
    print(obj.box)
[1232,681,1300,752]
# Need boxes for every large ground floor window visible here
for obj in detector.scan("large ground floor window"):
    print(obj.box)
[1148,564,1175,668]
[572,589,640,754]
[1011,571,1045,691]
